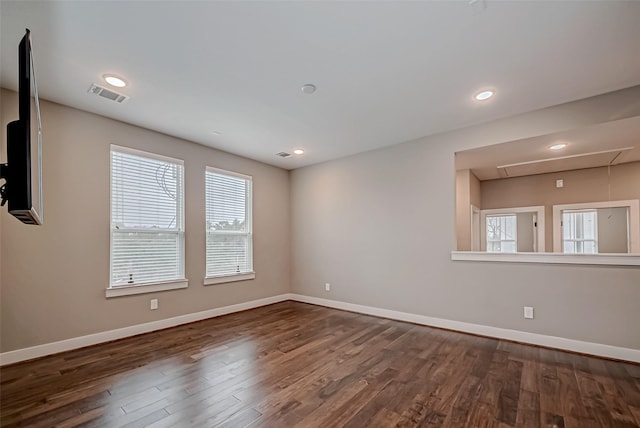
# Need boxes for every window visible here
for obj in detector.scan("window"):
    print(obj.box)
[485,214,517,253]
[553,200,639,254]
[205,167,254,284]
[109,146,186,295]
[562,210,598,254]
[479,206,545,253]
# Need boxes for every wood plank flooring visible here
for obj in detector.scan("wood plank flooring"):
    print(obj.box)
[1,301,639,427]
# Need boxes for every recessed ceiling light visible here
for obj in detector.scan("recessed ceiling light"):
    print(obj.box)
[301,84,316,94]
[211,131,222,136]
[474,90,494,101]
[103,74,127,88]
[293,149,305,155]
[549,143,567,150]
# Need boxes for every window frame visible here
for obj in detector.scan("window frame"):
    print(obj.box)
[480,206,545,253]
[553,200,640,253]
[204,166,255,285]
[107,145,188,298]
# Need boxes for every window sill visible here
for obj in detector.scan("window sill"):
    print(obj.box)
[204,272,256,285]
[106,279,189,298]
[451,251,640,266]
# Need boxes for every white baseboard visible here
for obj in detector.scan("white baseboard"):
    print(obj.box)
[3,293,638,365]
[0,294,290,366]
[287,294,640,363]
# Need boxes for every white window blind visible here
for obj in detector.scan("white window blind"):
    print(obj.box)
[486,214,517,253]
[205,167,253,278]
[110,147,185,287]
[563,210,598,254]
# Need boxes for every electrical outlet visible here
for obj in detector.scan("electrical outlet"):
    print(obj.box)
[325,283,331,292]
[150,299,158,310]
[524,306,534,319]
[556,179,564,188]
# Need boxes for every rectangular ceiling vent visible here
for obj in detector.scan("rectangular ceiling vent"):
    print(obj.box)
[275,152,292,158]
[87,83,129,103]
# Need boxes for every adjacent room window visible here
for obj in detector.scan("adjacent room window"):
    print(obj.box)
[485,214,517,253]
[480,206,545,253]
[562,210,598,254]
[553,201,639,254]
[205,167,254,283]
[110,146,185,289]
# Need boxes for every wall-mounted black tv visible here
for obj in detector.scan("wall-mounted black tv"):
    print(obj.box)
[0,29,43,225]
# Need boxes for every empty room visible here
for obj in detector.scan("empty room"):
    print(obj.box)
[1,1,639,427]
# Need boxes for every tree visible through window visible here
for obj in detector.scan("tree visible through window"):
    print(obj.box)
[486,214,517,253]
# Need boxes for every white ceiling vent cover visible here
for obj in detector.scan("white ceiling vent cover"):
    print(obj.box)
[87,83,129,103]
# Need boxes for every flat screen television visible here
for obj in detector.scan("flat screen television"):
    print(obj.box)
[1,29,43,225]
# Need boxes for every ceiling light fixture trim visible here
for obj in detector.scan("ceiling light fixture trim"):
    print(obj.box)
[301,84,316,94]
[103,74,127,88]
[474,90,494,101]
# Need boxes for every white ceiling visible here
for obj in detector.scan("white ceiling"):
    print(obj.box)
[2,1,640,170]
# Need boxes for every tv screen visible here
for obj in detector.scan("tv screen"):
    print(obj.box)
[1,29,43,225]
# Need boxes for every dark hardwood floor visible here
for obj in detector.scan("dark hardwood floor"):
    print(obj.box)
[1,301,639,428]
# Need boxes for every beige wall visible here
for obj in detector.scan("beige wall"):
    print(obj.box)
[291,86,640,350]
[470,170,481,209]
[455,170,472,251]
[598,207,629,253]
[516,212,535,252]
[0,89,291,352]
[481,162,640,251]
[455,169,482,251]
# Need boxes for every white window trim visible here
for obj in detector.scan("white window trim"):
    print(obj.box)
[204,272,256,286]
[451,251,640,266]
[470,205,480,251]
[204,165,254,282]
[480,206,545,252]
[552,200,639,253]
[106,279,188,298]
[108,145,186,296]
[206,165,252,181]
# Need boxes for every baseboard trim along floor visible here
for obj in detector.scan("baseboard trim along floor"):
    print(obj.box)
[0,294,290,366]
[2,292,638,365]
[289,294,640,364]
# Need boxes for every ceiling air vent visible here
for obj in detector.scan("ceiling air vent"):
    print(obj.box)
[276,152,292,158]
[87,83,129,103]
